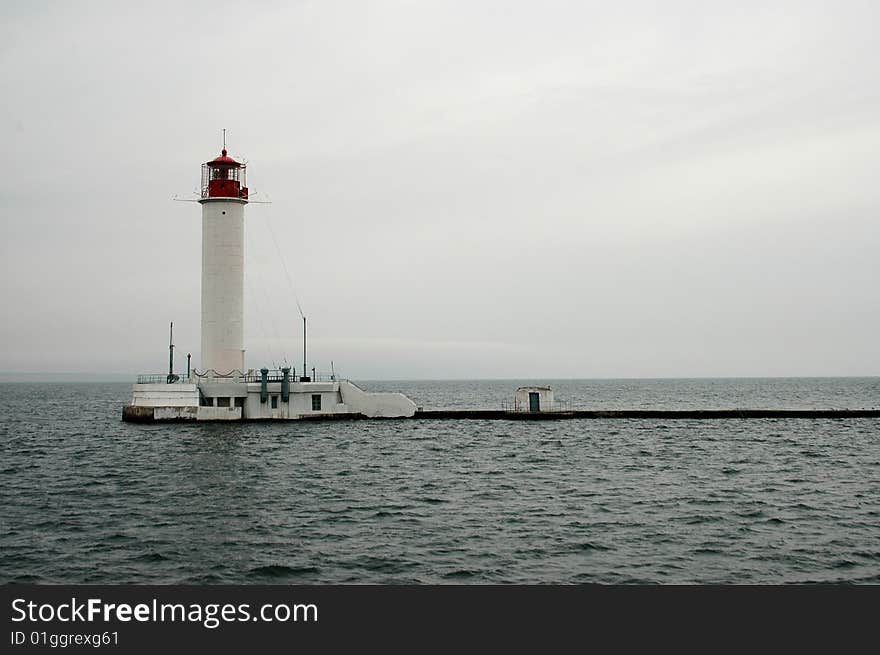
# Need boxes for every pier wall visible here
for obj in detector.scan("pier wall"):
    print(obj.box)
[129,383,199,408]
[338,380,417,418]
[412,409,880,420]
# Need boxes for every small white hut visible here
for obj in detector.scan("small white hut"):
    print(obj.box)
[514,386,554,413]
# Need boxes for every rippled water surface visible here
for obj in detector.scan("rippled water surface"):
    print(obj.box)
[1,379,878,583]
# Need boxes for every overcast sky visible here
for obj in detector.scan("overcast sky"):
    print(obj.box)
[2,0,878,379]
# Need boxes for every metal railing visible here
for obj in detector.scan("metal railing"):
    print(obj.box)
[136,370,341,384]
[136,374,193,384]
[236,370,339,383]
[501,400,573,413]
[303,372,338,383]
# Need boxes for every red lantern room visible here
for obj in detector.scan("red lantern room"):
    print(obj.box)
[200,148,249,200]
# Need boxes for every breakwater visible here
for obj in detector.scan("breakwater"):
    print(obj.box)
[410,409,880,420]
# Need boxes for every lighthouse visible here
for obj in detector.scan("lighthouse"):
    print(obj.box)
[198,145,249,375]
[122,141,417,422]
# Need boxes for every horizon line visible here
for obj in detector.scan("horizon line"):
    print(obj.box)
[0,373,878,383]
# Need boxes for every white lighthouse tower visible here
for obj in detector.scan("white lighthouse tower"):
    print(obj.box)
[122,141,418,422]
[198,144,249,375]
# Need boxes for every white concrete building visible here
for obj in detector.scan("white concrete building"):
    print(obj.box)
[123,144,416,422]
[514,386,555,413]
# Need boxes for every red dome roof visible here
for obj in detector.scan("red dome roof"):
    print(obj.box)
[207,149,241,167]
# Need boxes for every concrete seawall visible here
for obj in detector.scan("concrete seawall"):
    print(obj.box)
[123,406,880,423]
[412,409,880,420]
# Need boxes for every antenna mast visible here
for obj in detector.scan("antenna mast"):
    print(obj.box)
[167,322,174,383]
[302,316,307,381]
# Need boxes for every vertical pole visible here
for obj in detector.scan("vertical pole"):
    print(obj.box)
[186,353,191,380]
[167,321,174,383]
[302,315,307,382]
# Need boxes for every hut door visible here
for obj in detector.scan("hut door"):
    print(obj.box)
[528,392,540,412]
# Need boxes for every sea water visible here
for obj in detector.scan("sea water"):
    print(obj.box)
[1,378,878,583]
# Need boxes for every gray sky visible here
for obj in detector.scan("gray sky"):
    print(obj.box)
[2,0,878,379]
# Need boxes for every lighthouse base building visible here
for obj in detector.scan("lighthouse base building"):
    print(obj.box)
[123,377,417,422]
[122,144,416,422]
